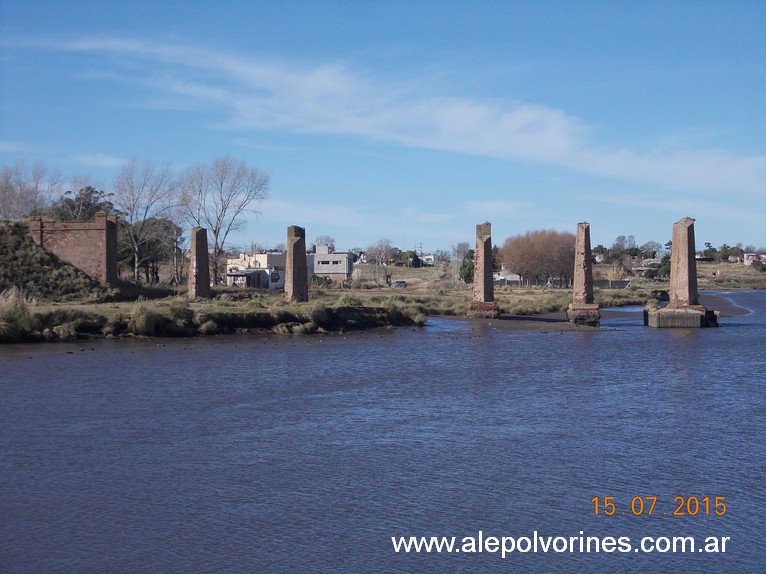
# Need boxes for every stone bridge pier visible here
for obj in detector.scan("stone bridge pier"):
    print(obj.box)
[467,222,500,319]
[285,225,308,302]
[645,217,718,328]
[567,222,600,326]
[188,227,210,299]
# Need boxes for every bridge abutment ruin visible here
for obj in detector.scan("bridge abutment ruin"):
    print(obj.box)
[27,212,118,286]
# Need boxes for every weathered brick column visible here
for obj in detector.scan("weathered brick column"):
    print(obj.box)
[567,222,600,326]
[645,217,718,327]
[467,222,500,318]
[668,217,699,308]
[285,225,308,302]
[188,227,210,298]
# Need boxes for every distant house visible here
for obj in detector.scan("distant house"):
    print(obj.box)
[227,268,285,289]
[226,251,286,272]
[313,245,353,283]
[744,253,761,266]
[226,251,286,289]
[493,271,521,286]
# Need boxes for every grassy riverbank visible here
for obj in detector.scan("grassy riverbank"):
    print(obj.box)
[0,279,672,343]
[0,286,430,343]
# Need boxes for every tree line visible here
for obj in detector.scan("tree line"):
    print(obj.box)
[1,157,270,285]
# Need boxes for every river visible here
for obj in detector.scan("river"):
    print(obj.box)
[1,291,764,573]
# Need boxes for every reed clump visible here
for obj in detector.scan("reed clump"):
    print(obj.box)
[0,287,35,342]
[129,304,166,337]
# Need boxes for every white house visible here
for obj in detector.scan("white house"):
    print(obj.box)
[226,251,286,289]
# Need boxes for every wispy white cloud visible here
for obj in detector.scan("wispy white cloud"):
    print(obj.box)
[17,36,766,197]
[71,152,126,168]
[0,140,33,153]
[583,191,762,226]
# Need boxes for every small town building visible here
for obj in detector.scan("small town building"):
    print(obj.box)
[313,245,353,283]
[226,251,287,289]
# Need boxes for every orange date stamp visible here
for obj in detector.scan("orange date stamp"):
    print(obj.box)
[591,496,727,516]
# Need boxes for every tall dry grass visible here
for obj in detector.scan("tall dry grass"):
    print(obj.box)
[0,286,34,342]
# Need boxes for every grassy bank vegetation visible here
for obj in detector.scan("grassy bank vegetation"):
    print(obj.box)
[0,287,428,343]
[0,281,663,343]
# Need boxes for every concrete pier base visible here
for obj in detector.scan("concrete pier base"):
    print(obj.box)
[567,303,601,327]
[467,301,500,319]
[644,308,719,328]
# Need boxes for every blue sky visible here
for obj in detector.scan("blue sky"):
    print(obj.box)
[2,0,764,253]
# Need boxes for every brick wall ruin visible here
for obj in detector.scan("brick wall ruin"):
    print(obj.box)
[27,212,118,286]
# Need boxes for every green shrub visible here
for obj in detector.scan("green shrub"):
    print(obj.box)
[337,294,363,307]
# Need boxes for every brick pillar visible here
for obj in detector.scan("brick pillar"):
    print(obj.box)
[472,222,493,303]
[27,217,44,246]
[567,222,600,326]
[188,227,210,298]
[285,225,308,302]
[467,222,499,318]
[573,222,595,305]
[644,216,718,327]
[668,217,699,308]
[102,213,118,285]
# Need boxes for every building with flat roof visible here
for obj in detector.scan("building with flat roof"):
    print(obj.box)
[313,245,353,283]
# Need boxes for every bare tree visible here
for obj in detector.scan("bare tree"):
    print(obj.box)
[453,241,470,262]
[640,241,663,258]
[367,239,394,281]
[179,156,270,284]
[434,249,451,262]
[114,159,176,282]
[314,235,336,252]
[0,161,61,219]
[0,166,22,219]
[156,196,188,286]
[611,235,627,253]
